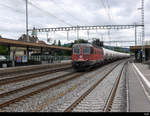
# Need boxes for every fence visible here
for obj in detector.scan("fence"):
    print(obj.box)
[29,55,72,63]
[0,55,72,68]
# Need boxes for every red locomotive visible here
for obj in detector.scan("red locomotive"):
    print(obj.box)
[72,43,129,71]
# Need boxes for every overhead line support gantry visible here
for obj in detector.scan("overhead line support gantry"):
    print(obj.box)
[28,25,144,32]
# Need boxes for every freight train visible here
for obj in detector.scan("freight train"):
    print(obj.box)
[72,43,130,71]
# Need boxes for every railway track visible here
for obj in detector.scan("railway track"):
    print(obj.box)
[63,61,127,112]
[0,71,84,109]
[31,60,125,112]
[0,63,71,78]
[103,62,127,112]
[0,60,119,111]
[0,60,128,112]
[0,65,72,85]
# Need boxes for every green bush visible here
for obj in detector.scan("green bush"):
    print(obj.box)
[0,46,8,55]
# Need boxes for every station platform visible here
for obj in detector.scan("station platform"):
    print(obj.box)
[126,62,150,112]
[0,60,71,75]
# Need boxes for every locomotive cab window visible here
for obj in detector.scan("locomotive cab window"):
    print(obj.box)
[83,47,90,54]
[90,47,93,54]
[73,47,80,54]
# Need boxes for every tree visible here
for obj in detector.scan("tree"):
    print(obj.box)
[58,40,61,46]
[18,34,39,43]
[52,40,57,45]
[62,50,72,56]
[0,46,8,55]
[63,43,73,48]
[74,39,88,44]
[92,39,103,47]
[114,47,122,52]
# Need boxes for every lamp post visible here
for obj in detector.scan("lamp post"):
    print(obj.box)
[26,0,29,42]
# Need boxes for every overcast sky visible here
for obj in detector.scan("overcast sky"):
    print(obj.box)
[0,0,150,47]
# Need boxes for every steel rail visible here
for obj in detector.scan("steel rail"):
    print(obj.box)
[0,72,85,109]
[0,72,76,98]
[0,60,126,110]
[0,60,120,109]
[64,61,123,112]
[103,62,127,112]
[0,65,71,85]
[32,61,122,112]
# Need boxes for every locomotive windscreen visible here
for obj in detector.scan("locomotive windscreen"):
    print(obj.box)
[83,47,90,54]
[73,47,80,54]
[73,44,93,55]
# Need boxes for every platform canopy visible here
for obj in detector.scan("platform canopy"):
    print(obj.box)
[130,45,150,52]
[0,38,72,51]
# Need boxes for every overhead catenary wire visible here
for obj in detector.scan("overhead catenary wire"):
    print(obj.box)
[0,3,24,14]
[0,2,27,26]
[100,0,114,24]
[106,0,111,23]
[50,0,87,26]
[100,0,110,23]
[103,0,112,45]
[106,0,113,23]
[22,0,73,26]
[100,0,117,46]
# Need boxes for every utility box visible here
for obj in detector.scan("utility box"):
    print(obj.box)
[2,63,7,68]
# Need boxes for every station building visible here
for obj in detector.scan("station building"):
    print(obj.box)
[0,35,72,67]
[130,41,150,62]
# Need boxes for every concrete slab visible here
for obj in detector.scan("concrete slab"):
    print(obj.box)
[134,63,150,82]
[126,63,150,112]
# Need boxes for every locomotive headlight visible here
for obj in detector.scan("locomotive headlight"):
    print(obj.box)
[79,55,82,58]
